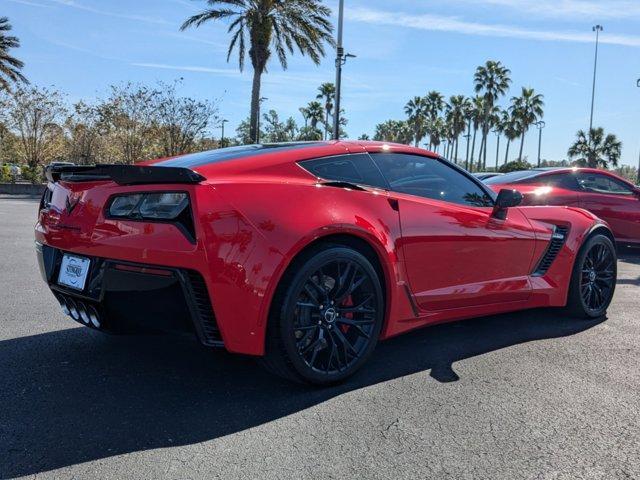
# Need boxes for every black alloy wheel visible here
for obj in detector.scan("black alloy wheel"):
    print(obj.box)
[263,246,384,384]
[566,233,617,318]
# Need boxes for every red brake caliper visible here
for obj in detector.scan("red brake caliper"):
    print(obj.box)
[340,295,354,333]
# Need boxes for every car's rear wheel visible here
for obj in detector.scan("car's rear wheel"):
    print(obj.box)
[262,245,384,385]
[565,233,617,318]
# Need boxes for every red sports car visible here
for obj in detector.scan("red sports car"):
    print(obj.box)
[485,168,640,244]
[36,142,617,384]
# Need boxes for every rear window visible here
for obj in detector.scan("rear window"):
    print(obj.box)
[155,143,324,168]
[484,170,538,184]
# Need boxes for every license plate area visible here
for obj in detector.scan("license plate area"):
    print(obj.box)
[58,254,91,291]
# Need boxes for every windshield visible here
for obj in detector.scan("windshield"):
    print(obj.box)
[484,170,538,184]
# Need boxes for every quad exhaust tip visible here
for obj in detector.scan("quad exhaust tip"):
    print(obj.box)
[56,293,102,329]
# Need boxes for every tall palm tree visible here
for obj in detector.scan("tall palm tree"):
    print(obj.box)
[468,95,485,172]
[510,87,544,161]
[181,1,334,144]
[502,110,519,165]
[427,117,445,153]
[404,96,428,147]
[304,100,324,130]
[447,95,469,164]
[373,119,412,145]
[0,17,28,92]
[316,82,335,140]
[568,127,622,168]
[424,90,445,149]
[474,60,511,169]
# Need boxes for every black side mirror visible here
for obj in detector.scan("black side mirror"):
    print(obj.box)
[492,189,523,220]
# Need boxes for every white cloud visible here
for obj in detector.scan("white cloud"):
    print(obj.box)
[461,0,640,20]
[348,6,640,47]
[42,0,172,25]
[132,63,240,76]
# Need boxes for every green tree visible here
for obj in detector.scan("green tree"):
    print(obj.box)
[262,109,298,142]
[0,17,27,92]
[567,127,622,168]
[474,60,511,169]
[446,95,469,163]
[468,95,485,172]
[510,87,544,161]
[373,120,412,145]
[424,90,445,149]
[316,82,335,140]
[181,0,334,144]
[3,86,67,168]
[501,109,520,165]
[404,96,428,147]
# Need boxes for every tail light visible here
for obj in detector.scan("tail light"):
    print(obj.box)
[106,192,196,243]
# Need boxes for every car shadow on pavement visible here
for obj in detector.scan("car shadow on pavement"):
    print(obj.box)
[0,309,604,478]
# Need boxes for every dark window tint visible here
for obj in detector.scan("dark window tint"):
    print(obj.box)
[300,154,387,188]
[577,173,634,195]
[371,153,493,207]
[520,172,580,190]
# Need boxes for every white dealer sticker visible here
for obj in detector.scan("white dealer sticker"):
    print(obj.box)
[58,254,91,291]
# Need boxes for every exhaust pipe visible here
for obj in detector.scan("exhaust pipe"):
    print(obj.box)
[55,294,102,329]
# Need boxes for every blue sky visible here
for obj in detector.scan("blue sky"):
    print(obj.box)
[7,0,640,166]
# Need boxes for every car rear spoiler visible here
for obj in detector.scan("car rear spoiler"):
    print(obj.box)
[44,164,205,185]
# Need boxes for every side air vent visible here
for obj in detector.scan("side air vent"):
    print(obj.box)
[185,270,223,346]
[533,226,569,276]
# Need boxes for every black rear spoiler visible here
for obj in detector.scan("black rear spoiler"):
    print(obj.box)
[44,164,205,185]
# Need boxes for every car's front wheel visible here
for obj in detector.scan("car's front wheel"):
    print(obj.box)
[262,245,384,385]
[565,233,617,318]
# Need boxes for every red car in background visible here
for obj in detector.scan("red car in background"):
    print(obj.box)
[36,143,617,384]
[485,168,640,245]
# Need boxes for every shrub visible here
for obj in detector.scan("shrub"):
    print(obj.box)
[499,159,532,173]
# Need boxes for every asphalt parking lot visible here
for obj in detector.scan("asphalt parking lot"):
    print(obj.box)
[1,195,639,480]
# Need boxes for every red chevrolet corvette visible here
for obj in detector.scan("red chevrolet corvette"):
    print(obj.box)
[485,168,640,244]
[36,142,617,384]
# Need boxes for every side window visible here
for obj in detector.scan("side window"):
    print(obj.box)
[537,173,580,190]
[577,173,634,195]
[299,154,387,188]
[371,153,493,207]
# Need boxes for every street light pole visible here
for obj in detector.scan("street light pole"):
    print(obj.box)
[493,129,500,170]
[535,121,546,167]
[331,1,355,140]
[589,25,603,137]
[220,119,228,148]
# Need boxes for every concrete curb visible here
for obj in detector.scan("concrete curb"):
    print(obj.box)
[0,183,46,196]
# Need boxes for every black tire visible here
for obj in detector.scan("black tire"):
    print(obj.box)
[565,233,617,318]
[262,245,384,385]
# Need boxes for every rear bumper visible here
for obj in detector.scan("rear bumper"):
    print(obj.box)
[36,243,222,347]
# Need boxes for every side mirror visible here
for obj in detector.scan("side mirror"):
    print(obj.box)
[492,189,523,220]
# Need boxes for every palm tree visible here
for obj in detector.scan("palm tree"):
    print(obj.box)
[0,17,28,92]
[316,82,335,140]
[447,95,470,164]
[404,96,428,147]
[427,117,445,153]
[510,87,544,161]
[373,120,413,145]
[468,95,485,172]
[424,90,445,149]
[304,100,324,129]
[568,128,622,168]
[501,109,520,165]
[474,60,511,169]
[181,1,334,144]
